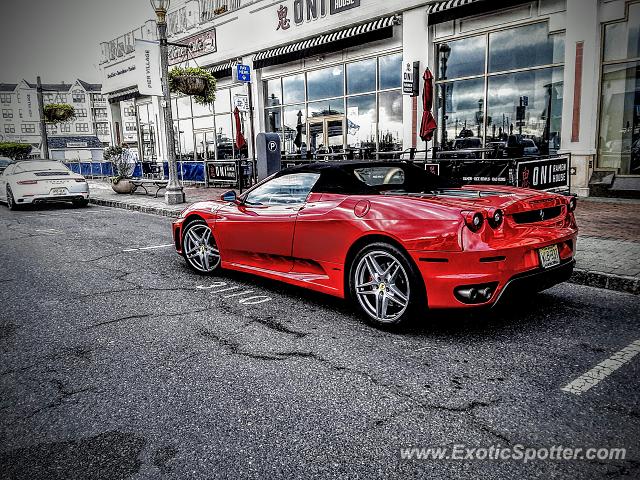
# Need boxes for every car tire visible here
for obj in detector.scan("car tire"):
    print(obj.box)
[348,242,425,328]
[6,187,18,211]
[181,219,221,275]
[73,199,89,208]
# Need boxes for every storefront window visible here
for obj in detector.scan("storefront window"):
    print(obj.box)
[347,58,376,95]
[266,78,282,107]
[599,3,640,174]
[307,66,344,101]
[177,96,192,119]
[308,99,345,118]
[438,35,485,80]
[603,3,640,62]
[436,21,564,157]
[489,23,564,73]
[378,90,403,152]
[283,105,305,154]
[347,94,376,149]
[487,67,564,154]
[379,53,402,90]
[283,74,305,104]
[215,114,234,159]
[263,53,403,156]
[439,78,485,149]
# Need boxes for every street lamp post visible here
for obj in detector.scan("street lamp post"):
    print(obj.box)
[150,0,184,205]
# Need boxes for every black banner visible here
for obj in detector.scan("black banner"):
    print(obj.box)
[208,162,237,183]
[517,157,569,190]
[330,0,360,15]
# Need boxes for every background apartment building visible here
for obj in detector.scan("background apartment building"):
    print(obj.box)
[0,79,112,160]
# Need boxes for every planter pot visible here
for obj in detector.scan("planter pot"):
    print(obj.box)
[173,76,208,96]
[111,178,136,194]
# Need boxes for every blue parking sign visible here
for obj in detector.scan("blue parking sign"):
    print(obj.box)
[237,64,251,83]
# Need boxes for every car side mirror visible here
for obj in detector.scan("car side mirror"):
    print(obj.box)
[221,190,238,203]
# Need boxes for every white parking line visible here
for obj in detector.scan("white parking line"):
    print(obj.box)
[122,244,174,252]
[561,339,640,396]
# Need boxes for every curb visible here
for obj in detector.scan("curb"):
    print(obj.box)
[89,198,639,295]
[569,269,639,296]
[89,198,180,218]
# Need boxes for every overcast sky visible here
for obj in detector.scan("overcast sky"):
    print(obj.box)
[0,0,155,84]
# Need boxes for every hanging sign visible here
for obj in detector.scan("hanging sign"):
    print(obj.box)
[135,39,163,97]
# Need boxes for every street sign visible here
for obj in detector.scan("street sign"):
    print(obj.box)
[521,95,529,107]
[236,64,251,83]
[233,94,249,112]
[402,61,419,96]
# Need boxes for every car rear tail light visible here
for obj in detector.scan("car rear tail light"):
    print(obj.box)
[74,178,86,183]
[17,180,37,185]
[567,196,577,212]
[462,211,484,232]
[487,209,504,229]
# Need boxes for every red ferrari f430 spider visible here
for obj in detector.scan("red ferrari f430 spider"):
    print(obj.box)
[173,162,578,327]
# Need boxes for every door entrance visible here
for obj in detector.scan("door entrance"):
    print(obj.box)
[307,115,344,154]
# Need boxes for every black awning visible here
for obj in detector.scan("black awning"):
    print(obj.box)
[427,0,532,25]
[107,86,140,104]
[206,61,236,80]
[253,16,399,70]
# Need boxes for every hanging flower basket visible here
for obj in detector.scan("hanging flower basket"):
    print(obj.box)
[169,67,216,105]
[44,104,76,124]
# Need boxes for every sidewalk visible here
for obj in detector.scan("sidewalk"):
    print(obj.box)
[87,180,640,295]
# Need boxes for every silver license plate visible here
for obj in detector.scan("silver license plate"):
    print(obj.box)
[539,245,560,269]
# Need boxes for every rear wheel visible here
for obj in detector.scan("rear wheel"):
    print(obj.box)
[182,220,221,274]
[73,198,89,208]
[6,187,18,210]
[349,242,424,328]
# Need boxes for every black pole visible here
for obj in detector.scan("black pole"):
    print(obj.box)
[36,76,49,159]
[247,81,257,185]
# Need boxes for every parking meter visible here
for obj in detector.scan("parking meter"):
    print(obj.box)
[256,133,281,181]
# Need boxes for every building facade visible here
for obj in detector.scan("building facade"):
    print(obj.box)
[0,79,112,160]
[99,0,640,196]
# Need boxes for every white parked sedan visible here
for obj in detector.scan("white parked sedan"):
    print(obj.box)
[0,159,90,210]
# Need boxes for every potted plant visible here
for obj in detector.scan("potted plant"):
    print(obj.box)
[169,66,216,105]
[104,146,136,194]
[44,103,76,123]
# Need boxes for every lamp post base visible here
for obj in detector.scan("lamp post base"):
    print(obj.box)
[165,187,185,205]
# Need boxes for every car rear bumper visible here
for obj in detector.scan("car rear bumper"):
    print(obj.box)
[411,233,577,309]
[16,192,89,204]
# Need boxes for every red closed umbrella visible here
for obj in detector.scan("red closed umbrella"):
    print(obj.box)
[420,68,437,142]
[234,107,247,150]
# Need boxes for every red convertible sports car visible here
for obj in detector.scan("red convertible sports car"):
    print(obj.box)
[173,162,578,327]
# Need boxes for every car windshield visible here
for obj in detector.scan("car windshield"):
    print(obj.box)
[14,161,70,173]
[350,164,457,194]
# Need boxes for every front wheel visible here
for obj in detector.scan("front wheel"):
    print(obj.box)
[181,220,221,274]
[349,242,424,328]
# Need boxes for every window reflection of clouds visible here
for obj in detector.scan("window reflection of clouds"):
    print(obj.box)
[379,90,402,147]
[308,99,345,117]
[379,53,402,90]
[347,58,377,94]
[307,66,344,101]
[604,3,640,62]
[347,94,376,148]
[283,105,305,153]
[283,74,305,104]
[439,35,485,80]
[439,78,485,140]
[489,23,564,72]
[266,78,282,107]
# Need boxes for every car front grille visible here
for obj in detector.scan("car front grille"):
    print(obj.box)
[512,206,562,224]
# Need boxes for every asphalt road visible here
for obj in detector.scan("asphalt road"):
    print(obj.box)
[0,203,638,479]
